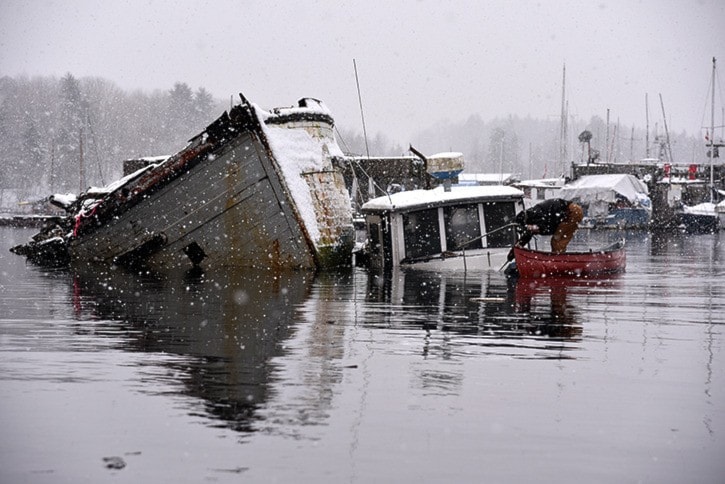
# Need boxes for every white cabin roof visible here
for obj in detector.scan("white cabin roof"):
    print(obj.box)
[361,185,523,212]
[515,177,566,188]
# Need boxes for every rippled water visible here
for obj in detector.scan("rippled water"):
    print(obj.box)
[1,226,723,483]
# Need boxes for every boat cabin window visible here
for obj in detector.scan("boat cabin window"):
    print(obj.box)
[403,208,441,259]
[482,201,517,248]
[444,204,482,250]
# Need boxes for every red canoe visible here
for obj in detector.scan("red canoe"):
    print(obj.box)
[513,240,626,278]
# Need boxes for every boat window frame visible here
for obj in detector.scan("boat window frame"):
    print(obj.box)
[401,207,443,261]
[481,200,518,248]
[443,203,484,251]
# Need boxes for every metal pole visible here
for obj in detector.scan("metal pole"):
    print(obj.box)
[353,59,370,158]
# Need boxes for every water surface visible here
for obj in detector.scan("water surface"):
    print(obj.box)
[1,227,723,483]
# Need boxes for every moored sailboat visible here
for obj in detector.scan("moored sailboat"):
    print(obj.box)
[677,57,724,233]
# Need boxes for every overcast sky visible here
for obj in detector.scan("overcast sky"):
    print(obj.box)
[1,0,724,144]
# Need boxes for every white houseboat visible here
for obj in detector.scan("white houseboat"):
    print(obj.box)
[360,184,525,272]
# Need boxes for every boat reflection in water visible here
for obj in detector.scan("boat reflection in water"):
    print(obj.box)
[60,258,622,435]
[365,268,622,359]
[68,263,316,433]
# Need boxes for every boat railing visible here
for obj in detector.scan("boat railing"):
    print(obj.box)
[455,223,519,251]
[456,222,519,272]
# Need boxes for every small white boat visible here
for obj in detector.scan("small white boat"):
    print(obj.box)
[513,177,566,208]
[679,202,720,233]
[360,184,525,271]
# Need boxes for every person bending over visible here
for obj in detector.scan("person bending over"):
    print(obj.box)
[511,198,583,256]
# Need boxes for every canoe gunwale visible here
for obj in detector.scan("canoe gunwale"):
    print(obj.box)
[513,239,626,278]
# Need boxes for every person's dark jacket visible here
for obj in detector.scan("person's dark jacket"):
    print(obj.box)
[515,198,572,235]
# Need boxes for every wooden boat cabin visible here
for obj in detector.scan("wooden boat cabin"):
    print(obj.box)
[360,185,525,271]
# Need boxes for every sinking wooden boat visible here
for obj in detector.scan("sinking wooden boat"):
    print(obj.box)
[11,94,354,270]
[512,240,626,278]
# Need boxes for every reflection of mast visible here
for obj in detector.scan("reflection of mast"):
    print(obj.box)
[708,57,716,203]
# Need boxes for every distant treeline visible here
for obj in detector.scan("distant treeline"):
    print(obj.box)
[407,112,708,179]
[0,73,226,198]
[0,73,709,202]
[342,108,707,181]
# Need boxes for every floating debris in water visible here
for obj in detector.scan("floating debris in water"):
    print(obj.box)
[470,297,507,302]
[102,456,126,470]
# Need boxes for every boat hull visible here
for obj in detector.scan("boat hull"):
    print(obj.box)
[513,241,626,278]
[677,212,720,234]
[70,133,323,270]
[12,97,355,271]
[399,248,510,272]
[582,207,651,229]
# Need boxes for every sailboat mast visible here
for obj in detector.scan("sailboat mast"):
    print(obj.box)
[659,94,673,165]
[559,64,567,176]
[645,93,650,158]
[709,57,716,202]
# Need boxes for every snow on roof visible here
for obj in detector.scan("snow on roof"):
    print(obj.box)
[86,163,159,196]
[458,173,515,183]
[133,155,169,163]
[515,177,566,188]
[255,101,346,244]
[49,193,77,208]
[260,97,335,120]
[658,177,709,185]
[428,151,463,159]
[362,185,523,212]
[559,174,649,204]
[683,202,717,215]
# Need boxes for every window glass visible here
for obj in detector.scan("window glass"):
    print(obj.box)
[403,209,440,259]
[482,201,517,247]
[444,204,481,250]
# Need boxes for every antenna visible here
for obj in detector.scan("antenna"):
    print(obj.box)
[353,59,370,158]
